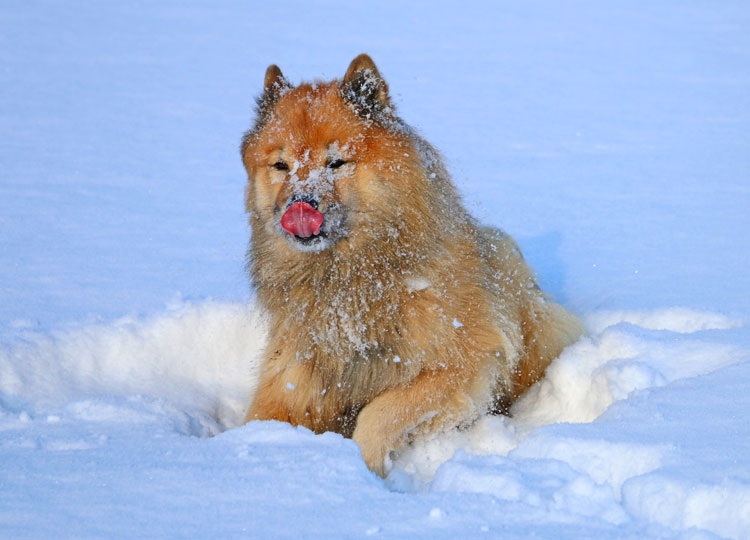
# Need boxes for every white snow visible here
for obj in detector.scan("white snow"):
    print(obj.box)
[0,302,265,428]
[405,276,431,292]
[2,1,750,539]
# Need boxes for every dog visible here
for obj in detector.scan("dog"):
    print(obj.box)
[240,54,582,476]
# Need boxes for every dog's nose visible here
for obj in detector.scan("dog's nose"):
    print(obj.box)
[288,195,318,210]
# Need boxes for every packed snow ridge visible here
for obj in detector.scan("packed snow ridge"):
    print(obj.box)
[1,302,747,539]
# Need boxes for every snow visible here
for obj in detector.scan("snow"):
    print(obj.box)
[2,1,750,539]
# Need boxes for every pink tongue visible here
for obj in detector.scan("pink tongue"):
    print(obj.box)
[281,202,324,238]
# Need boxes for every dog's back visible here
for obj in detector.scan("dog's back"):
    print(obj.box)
[477,227,583,408]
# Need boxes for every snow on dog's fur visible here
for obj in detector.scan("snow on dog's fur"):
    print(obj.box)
[240,54,582,476]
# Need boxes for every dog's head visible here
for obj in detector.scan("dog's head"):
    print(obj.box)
[241,54,426,254]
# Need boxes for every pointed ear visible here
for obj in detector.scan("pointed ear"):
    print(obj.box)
[252,64,291,131]
[341,54,391,117]
[264,64,287,94]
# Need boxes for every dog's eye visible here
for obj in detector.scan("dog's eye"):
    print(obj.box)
[272,161,289,171]
[328,159,346,169]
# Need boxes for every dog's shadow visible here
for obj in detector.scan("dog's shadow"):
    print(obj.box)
[516,231,569,304]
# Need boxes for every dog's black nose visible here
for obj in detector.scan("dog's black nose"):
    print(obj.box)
[288,195,319,210]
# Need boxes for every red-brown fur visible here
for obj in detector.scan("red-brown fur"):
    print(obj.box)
[240,54,582,476]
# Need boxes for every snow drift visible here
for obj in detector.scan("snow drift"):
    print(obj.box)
[1,302,747,538]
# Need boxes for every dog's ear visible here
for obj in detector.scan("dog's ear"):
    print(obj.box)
[342,54,391,117]
[242,64,291,157]
[263,64,288,95]
[255,64,290,126]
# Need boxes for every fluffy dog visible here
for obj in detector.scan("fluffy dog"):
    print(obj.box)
[240,54,582,476]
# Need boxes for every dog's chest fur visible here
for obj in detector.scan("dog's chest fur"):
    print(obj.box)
[256,243,428,396]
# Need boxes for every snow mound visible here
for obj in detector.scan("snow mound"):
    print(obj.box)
[623,474,750,540]
[586,308,742,334]
[1,302,748,539]
[0,301,266,427]
[430,451,629,525]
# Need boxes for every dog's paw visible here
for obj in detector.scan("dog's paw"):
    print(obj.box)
[354,438,388,477]
[352,408,394,477]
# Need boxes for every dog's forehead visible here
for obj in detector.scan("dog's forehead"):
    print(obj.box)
[266,82,365,152]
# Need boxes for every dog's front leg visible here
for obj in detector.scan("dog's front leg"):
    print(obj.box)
[244,341,317,429]
[352,366,478,477]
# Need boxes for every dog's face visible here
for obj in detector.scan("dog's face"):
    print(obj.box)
[244,84,368,253]
[242,56,417,254]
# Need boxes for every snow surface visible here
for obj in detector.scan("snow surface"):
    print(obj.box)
[1,1,749,539]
